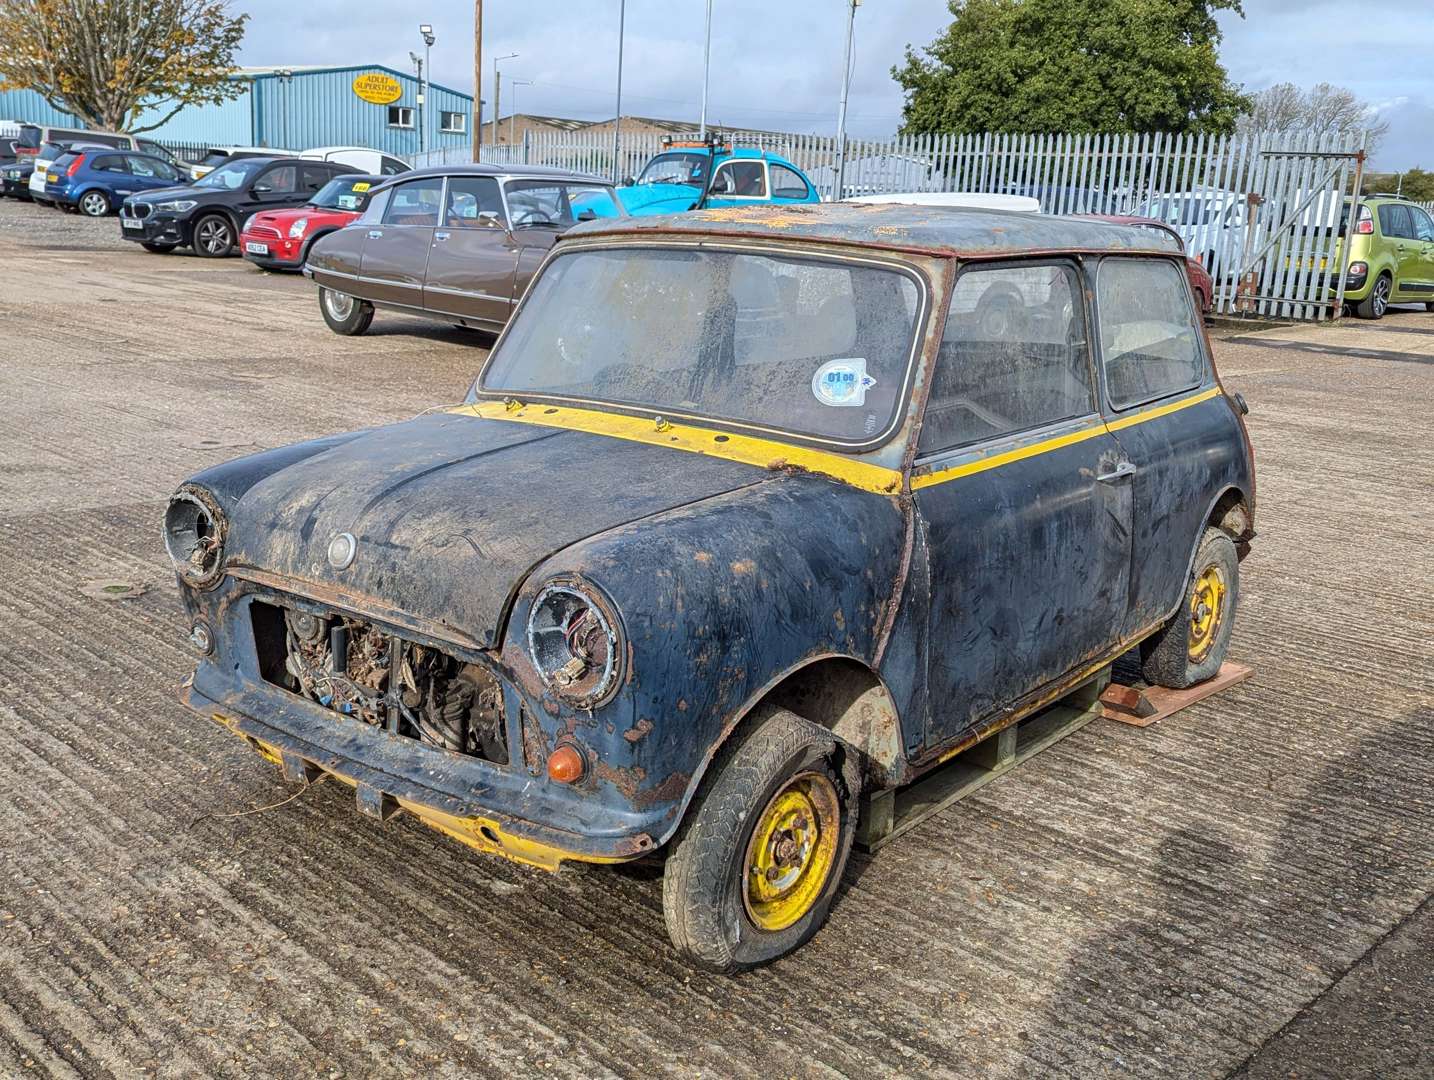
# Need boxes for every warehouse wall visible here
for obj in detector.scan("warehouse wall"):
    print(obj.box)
[0,86,253,143]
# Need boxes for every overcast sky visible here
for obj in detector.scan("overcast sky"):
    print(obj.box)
[233,0,1433,170]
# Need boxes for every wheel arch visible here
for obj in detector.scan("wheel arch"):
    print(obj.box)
[300,227,339,264]
[657,653,904,849]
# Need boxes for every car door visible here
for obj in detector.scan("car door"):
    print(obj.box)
[705,159,769,208]
[913,261,1131,746]
[1406,205,1434,299]
[239,162,302,219]
[502,179,578,300]
[91,154,137,199]
[358,175,443,307]
[1094,256,1230,640]
[422,175,517,326]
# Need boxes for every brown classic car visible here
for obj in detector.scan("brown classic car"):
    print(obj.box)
[304,164,625,336]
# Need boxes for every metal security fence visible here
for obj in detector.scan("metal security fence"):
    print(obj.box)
[416,129,1368,320]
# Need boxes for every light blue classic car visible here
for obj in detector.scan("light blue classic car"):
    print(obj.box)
[617,138,821,216]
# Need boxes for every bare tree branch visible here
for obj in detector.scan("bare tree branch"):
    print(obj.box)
[1238,81,1390,154]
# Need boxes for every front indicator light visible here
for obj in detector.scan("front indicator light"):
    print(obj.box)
[547,744,586,784]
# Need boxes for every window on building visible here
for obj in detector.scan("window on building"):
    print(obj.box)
[440,111,467,134]
[1098,257,1205,409]
[388,106,415,129]
[920,264,1095,453]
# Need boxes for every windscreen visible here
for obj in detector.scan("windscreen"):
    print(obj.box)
[481,247,923,445]
[310,175,375,210]
[635,153,709,186]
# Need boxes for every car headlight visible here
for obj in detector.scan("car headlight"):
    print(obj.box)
[155,199,197,213]
[288,217,308,239]
[526,582,623,706]
[163,485,227,587]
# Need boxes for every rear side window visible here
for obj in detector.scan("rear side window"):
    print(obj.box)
[920,263,1094,453]
[770,164,809,199]
[380,156,409,175]
[1378,204,1414,239]
[383,177,443,225]
[711,160,767,198]
[300,165,331,192]
[1098,258,1204,409]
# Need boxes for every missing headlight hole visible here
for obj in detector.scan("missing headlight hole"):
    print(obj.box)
[164,487,225,585]
[250,600,508,765]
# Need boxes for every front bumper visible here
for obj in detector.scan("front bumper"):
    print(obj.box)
[119,211,192,247]
[181,584,662,870]
[240,230,304,270]
[1,178,31,198]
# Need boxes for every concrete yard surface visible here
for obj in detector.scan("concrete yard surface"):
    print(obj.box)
[0,197,1430,1078]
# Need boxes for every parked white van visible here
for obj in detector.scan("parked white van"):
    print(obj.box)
[300,146,410,176]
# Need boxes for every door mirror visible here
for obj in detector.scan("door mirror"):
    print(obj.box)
[251,183,273,195]
[622,175,635,187]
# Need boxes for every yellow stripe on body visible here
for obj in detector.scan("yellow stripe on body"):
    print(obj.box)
[449,400,905,494]
[913,387,1222,490]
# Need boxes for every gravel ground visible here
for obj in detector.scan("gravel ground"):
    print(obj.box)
[0,197,1430,1079]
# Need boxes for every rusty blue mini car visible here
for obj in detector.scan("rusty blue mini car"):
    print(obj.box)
[168,202,1255,971]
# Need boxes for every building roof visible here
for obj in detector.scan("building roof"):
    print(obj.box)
[230,64,474,102]
[568,201,1184,258]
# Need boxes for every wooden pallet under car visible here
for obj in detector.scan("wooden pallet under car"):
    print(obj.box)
[857,660,1251,852]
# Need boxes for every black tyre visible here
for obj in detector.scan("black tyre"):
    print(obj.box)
[141,241,177,254]
[1424,302,1434,313]
[1140,527,1239,689]
[191,213,234,258]
[662,707,859,973]
[1355,272,1391,320]
[319,287,374,336]
[78,190,111,217]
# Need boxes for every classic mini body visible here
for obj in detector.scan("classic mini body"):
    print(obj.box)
[167,203,1255,972]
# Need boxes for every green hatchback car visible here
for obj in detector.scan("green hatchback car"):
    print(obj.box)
[1339,196,1434,319]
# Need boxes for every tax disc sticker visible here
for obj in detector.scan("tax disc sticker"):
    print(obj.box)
[812,358,875,407]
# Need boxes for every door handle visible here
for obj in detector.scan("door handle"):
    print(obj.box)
[433,231,450,242]
[368,229,383,239]
[1097,461,1137,483]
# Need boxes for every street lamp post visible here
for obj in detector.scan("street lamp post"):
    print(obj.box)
[419,24,435,154]
[699,0,712,139]
[832,0,859,201]
[510,79,532,145]
[409,52,424,153]
[613,0,626,182]
[493,53,518,144]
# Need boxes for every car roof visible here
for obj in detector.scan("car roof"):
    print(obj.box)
[380,162,611,184]
[569,201,1184,257]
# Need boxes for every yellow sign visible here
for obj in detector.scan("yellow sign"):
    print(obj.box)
[352,72,403,105]
[351,182,371,192]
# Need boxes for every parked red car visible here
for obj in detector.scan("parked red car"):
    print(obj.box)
[240,174,380,271]
[1086,215,1213,314]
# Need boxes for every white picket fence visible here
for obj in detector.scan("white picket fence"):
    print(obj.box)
[416,129,1369,320]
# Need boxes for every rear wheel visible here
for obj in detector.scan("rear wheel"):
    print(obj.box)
[79,190,110,216]
[1355,272,1391,320]
[1140,527,1239,689]
[662,707,859,973]
[319,287,374,336]
[191,213,234,257]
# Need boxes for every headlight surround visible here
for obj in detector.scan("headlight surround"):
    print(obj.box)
[287,217,308,239]
[163,485,227,587]
[526,581,623,707]
[155,199,197,214]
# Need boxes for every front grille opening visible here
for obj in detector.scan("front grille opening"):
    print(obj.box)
[250,600,508,765]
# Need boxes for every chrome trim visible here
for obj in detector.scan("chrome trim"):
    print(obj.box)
[425,283,514,304]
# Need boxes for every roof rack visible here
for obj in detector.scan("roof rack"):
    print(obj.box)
[660,132,728,152]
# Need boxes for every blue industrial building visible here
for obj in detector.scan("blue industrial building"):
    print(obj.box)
[0,65,473,156]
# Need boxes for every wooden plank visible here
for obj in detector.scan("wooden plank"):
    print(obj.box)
[857,668,1110,852]
[1100,661,1253,728]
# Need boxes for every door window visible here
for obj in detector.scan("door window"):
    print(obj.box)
[382,177,443,225]
[254,164,297,194]
[1098,258,1205,409]
[920,264,1094,453]
[710,161,767,198]
[444,176,504,226]
[1378,204,1415,239]
[1410,206,1434,243]
[300,165,332,193]
[770,164,809,199]
[94,155,131,174]
[126,155,176,180]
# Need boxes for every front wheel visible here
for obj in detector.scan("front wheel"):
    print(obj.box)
[1355,273,1391,320]
[662,707,859,973]
[319,287,374,336]
[1140,527,1239,689]
[191,213,234,258]
[79,190,110,216]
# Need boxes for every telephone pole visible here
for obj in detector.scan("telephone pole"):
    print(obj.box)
[472,0,483,160]
[832,0,859,200]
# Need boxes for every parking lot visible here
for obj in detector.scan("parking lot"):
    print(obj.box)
[0,193,1430,1079]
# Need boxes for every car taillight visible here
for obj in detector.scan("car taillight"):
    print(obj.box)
[66,154,85,176]
[1356,218,1373,235]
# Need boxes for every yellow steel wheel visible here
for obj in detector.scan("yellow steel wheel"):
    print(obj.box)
[1188,564,1227,663]
[742,771,841,932]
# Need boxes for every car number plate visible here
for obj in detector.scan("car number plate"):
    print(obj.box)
[122,218,143,230]
[245,241,269,254]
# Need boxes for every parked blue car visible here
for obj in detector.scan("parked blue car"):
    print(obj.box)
[44,149,186,217]
[616,138,821,216]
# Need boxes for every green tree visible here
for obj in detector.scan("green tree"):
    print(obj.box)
[0,0,247,133]
[895,0,1251,135]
